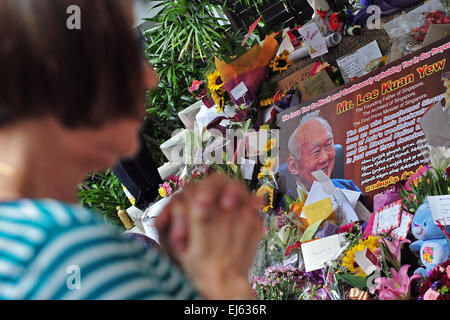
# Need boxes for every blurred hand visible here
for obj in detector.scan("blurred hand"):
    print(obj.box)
[155,173,262,300]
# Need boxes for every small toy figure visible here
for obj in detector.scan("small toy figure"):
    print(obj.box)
[409,199,450,277]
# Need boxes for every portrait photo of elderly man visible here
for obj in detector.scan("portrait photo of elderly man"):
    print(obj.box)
[281,111,362,199]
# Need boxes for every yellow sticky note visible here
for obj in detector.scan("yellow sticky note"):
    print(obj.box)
[302,197,336,226]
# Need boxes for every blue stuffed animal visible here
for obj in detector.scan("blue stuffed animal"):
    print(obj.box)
[409,199,450,277]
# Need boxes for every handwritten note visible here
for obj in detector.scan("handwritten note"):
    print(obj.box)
[298,23,328,59]
[303,198,336,226]
[302,71,336,100]
[428,195,450,225]
[311,171,359,224]
[337,41,382,83]
[301,234,342,272]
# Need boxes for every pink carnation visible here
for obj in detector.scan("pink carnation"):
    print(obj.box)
[189,80,204,93]
[162,182,173,196]
[446,265,450,279]
[423,288,441,300]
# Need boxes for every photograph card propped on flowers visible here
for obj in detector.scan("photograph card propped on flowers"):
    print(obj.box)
[372,201,402,235]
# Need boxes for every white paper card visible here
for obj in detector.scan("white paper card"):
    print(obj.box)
[377,201,402,233]
[283,254,299,267]
[311,170,359,224]
[230,81,248,101]
[337,41,382,83]
[358,40,382,69]
[354,248,377,275]
[390,211,414,240]
[428,195,450,225]
[337,52,365,83]
[301,234,342,272]
[301,181,361,219]
[298,23,328,59]
[355,201,372,222]
[196,105,236,131]
[240,159,256,180]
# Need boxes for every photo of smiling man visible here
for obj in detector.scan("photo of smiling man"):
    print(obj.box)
[281,111,362,199]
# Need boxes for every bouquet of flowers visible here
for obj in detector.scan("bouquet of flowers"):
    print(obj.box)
[418,259,450,300]
[158,175,183,198]
[252,265,307,300]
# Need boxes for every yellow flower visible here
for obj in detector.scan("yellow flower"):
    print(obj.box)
[215,96,225,113]
[262,138,277,153]
[342,237,380,277]
[260,97,274,107]
[342,244,367,277]
[290,200,306,218]
[256,184,274,213]
[158,187,167,198]
[361,236,380,252]
[207,70,224,91]
[269,50,293,73]
[211,87,226,100]
[258,157,277,179]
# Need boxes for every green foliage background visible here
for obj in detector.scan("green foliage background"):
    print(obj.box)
[77,0,270,225]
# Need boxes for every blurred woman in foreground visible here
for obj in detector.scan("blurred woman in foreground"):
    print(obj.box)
[0,0,261,300]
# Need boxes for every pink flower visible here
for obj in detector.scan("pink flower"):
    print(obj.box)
[374,238,410,265]
[189,80,204,93]
[423,288,441,300]
[338,222,355,234]
[446,265,450,279]
[162,182,173,196]
[375,265,422,300]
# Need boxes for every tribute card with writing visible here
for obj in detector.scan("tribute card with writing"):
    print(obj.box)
[428,195,450,225]
[302,197,336,226]
[390,211,414,240]
[298,23,328,59]
[374,201,402,235]
[301,234,342,272]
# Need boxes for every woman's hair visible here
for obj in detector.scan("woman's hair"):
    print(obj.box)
[0,0,144,128]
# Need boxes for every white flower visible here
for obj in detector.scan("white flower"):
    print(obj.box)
[428,145,450,171]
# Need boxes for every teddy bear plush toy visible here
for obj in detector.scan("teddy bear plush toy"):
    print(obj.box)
[409,199,450,277]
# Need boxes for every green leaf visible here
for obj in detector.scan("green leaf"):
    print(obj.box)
[335,273,368,290]
[300,219,324,242]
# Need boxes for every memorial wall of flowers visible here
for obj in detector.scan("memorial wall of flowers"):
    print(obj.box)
[149,0,450,300]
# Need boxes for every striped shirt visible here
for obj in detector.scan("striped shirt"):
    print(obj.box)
[0,199,200,300]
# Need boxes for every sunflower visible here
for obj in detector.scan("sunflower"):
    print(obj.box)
[215,96,225,113]
[269,50,293,73]
[258,157,277,179]
[342,244,367,277]
[262,138,277,153]
[256,184,274,213]
[207,70,224,91]
[342,236,380,277]
[211,87,226,101]
[361,235,380,252]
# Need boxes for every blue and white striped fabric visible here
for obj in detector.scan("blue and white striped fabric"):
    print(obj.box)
[0,199,200,300]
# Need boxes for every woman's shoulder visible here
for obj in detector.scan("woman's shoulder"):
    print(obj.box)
[0,199,200,300]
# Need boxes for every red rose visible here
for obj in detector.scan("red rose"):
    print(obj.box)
[446,166,450,178]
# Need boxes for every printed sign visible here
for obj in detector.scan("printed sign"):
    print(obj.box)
[277,37,450,209]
